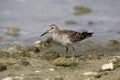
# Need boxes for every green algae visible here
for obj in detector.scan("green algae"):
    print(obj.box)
[73,6,91,15]
[41,51,60,60]
[5,27,21,36]
[65,20,77,25]
[52,57,77,67]
[107,40,119,46]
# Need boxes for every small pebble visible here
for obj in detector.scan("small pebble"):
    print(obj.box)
[55,76,63,80]
[14,76,23,80]
[34,40,42,44]
[2,77,13,80]
[35,70,42,73]
[113,56,120,59]
[49,68,54,71]
[21,74,24,76]
[108,58,117,63]
[102,62,114,70]
[83,72,99,76]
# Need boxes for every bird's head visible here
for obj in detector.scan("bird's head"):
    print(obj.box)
[41,24,59,37]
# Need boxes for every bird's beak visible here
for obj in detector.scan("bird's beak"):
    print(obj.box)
[40,30,49,37]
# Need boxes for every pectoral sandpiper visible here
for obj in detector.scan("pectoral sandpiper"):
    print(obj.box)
[41,24,93,57]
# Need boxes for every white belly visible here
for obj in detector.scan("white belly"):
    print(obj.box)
[52,33,72,46]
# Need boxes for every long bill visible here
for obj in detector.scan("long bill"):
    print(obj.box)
[40,30,49,37]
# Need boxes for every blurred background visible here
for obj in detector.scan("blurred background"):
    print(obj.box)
[0,0,120,47]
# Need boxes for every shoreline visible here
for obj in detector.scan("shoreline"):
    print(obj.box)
[0,38,120,80]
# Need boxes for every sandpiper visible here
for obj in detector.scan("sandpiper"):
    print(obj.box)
[41,24,93,57]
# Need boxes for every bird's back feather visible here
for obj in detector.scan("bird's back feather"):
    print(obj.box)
[59,30,93,43]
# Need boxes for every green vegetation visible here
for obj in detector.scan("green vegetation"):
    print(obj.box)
[65,20,77,25]
[5,27,21,36]
[41,51,60,60]
[73,6,91,15]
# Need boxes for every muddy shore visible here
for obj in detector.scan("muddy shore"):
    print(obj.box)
[0,38,120,80]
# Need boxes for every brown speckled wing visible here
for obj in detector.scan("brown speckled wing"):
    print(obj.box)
[59,30,93,42]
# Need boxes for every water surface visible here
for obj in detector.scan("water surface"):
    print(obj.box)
[0,0,120,46]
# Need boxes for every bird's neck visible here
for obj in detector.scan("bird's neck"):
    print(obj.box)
[54,29,60,33]
[52,30,60,36]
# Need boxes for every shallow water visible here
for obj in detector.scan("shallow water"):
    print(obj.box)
[0,0,120,46]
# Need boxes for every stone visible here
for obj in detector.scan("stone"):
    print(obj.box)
[34,40,47,49]
[101,62,114,70]
[55,76,63,80]
[113,56,120,59]
[34,37,53,48]
[35,40,42,44]
[108,58,117,63]
[14,76,23,80]
[83,72,101,78]
[49,68,54,71]
[5,27,21,36]
[2,77,13,80]
[41,51,60,60]
[8,45,21,53]
[112,56,120,68]
[52,57,77,66]
[83,72,100,76]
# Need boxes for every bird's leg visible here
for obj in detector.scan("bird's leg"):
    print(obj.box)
[72,46,75,57]
[64,46,68,58]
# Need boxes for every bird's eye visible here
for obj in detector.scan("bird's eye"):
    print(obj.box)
[51,27,54,29]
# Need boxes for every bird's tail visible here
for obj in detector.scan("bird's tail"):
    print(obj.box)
[80,31,93,40]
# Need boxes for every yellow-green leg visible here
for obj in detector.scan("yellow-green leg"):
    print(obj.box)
[64,46,68,58]
[72,46,75,57]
